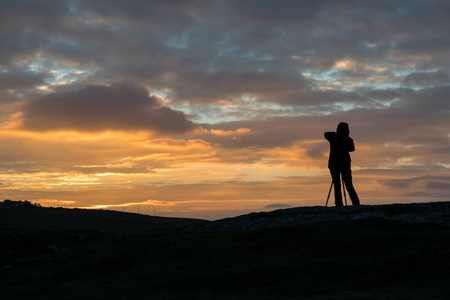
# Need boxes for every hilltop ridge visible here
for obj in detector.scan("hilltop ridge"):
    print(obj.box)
[187,201,450,232]
[2,201,450,233]
[0,204,207,232]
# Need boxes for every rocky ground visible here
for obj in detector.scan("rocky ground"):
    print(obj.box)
[186,201,450,232]
[2,201,450,299]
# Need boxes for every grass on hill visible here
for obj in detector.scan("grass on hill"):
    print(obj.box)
[1,218,450,299]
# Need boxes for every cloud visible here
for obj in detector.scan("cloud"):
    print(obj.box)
[209,128,251,137]
[169,71,311,104]
[3,0,448,106]
[403,70,449,86]
[377,176,450,190]
[0,68,48,91]
[18,81,199,134]
[198,117,314,149]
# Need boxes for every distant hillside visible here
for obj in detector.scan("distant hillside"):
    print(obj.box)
[0,205,208,232]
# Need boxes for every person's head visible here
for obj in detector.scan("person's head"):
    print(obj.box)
[336,122,350,136]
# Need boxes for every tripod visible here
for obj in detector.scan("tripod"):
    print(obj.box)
[325,176,347,207]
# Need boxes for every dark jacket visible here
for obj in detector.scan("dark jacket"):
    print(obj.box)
[324,131,355,170]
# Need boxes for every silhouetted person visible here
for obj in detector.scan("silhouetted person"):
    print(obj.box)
[324,122,360,206]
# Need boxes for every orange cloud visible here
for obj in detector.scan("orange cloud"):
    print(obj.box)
[210,127,251,136]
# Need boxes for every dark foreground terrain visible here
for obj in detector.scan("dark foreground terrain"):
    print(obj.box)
[1,203,450,299]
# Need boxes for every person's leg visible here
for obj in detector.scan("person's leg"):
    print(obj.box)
[341,169,360,205]
[330,169,343,206]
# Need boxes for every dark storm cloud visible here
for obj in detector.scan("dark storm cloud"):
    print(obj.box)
[3,0,448,106]
[171,71,311,103]
[0,1,70,66]
[364,88,413,101]
[0,0,207,69]
[400,85,450,117]
[403,71,450,86]
[198,115,338,151]
[20,81,199,134]
[0,68,48,90]
[378,176,450,190]
[74,0,209,30]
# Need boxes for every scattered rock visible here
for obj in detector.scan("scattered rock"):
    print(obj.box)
[48,244,59,252]
[0,229,19,240]
[2,265,12,271]
[70,232,87,241]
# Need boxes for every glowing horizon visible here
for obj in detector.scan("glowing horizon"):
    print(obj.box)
[0,1,449,220]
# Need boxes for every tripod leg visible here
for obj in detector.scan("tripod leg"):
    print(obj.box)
[325,180,333,207]
[342,176,347,206]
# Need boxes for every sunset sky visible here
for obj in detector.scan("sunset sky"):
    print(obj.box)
[1,0,449,220]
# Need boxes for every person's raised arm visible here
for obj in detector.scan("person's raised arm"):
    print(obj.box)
[324,132,335,141]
